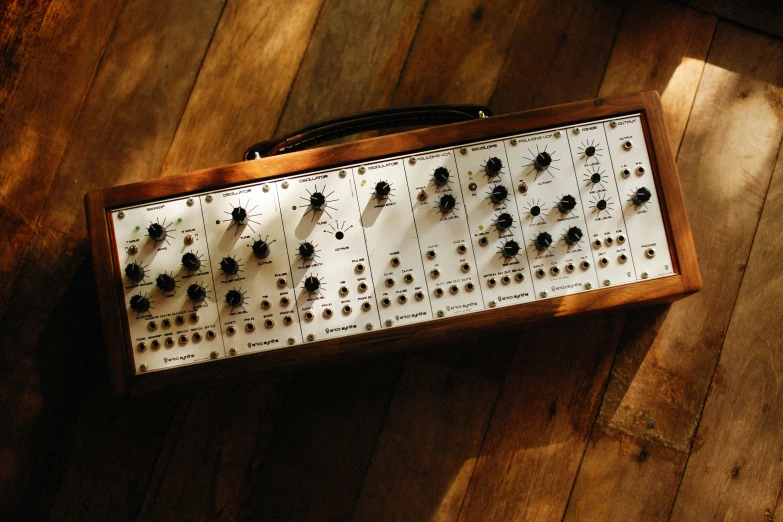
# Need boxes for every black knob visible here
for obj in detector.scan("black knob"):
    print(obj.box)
[148,223,167,242]
[231,206,248,225]
[187,283,207,302]
[558,195,577,214]
[298,242,316,260]
[438,194,456,213]
[495,212,514,230]
[529,205,542,217]
[303,276,321,293]
[501,240,521,258]
[489,185,508,204]
[631,187,652,206]
[433,167,450,187]
[565,227,583,245]
[155,273,176,292]
[125,263,145,282]
[220,257,239,275]
[585,145,596,157]
[129,294,150,313]
[590,172,602,184]
[596,199,608,211]
[375,181,391,199]
[252,239,270,259]
[534,232,553,251]
[181,252,201,272]
[534,152,552,171]
[225,289,244,308]
[310,191,326,210]
[485,157,503,177]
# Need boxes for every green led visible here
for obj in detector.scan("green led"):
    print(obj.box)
[134,226,140,232]
[177,218,182,224]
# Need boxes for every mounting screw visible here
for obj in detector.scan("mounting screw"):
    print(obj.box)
[385,319,394,327]
[282,181,289,189]
[488,300,497,308]
[139,364,148,372]
[585,282,593,289]
[262,184,270,192]
[437,309,445,317]
[510,138,518,146]
[357,166,366,174]
[307,333,316,341]
[210,351,218,359]
[460,147,468,155]
[229,347,237,356]
[409,157,417,165]
[572,127,580,135]
[118,211,125,219]
[288,337,296,345]
[186,198,194,206]
[610,120,617,128]
[540,290,548,298]
[603,279,612,287]
[641,272,649,279]
[205,195,213,202]
[553,130,562,138]
[365,323,374,331]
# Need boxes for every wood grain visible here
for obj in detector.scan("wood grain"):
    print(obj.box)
[679,0,783,39]
[275,0,426,136]
[560,2,716,519]
[490,0,625,114]
[391,0,524,106]
[159,0,325,176]
[456,314,625,521]
[598,0,717,150]
[597,22,783,452]
[564,424,687,522]
[670,122,783,521]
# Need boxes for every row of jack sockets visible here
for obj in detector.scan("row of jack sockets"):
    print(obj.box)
[226,315,295,334]
[137,328,216,352]
[147,312,200,331]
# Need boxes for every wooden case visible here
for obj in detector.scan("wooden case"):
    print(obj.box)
[85,91,701,395]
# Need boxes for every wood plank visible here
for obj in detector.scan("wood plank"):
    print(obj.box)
[350,348,514,522]
[0,1,126,518]
[598,0,717,150]
[0,0,124,319]
[236,359,401,521]
[456,314,625,521]
[159,0,325,176]
[560,2,716,519]
[678,0,783,39]
[597,21,783,452]
[390,0,525,106]
[275,0,426,136]
[490,0,626,114]
[136,381,281,522]
[669,125,783,521]
[563,424,687,522]
[0,0,227,519]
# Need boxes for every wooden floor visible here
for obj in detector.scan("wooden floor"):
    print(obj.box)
[2,0,783,520]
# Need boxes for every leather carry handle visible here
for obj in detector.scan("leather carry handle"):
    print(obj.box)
[243,104,493,160]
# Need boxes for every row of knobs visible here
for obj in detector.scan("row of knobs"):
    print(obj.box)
[129,283,209,312]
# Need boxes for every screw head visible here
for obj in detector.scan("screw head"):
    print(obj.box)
[385,319,394,327]
[641,272,649,279]
[139,364,148,372]
[186,198,194,206]
[409,157,417,165]
[573,128,580,135]
[205,195,213,202]
[282,181,289,189]
[288,337,296,345]
[610,120,617,128]
[307,333,316,341]
[553,130,562,138]
[262,184,270,192]
[510,138,518,146]
[460,147,468,155]
[339,169,347,178]
[118,211,125,219]
[540,290,548,298]
[585,282,593,289]
[365,323,374,331]
[210,351,218,359]
[229,347,237,356]
[603,279,612,287]
[437,309,445,317]
[488,300,497,308]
